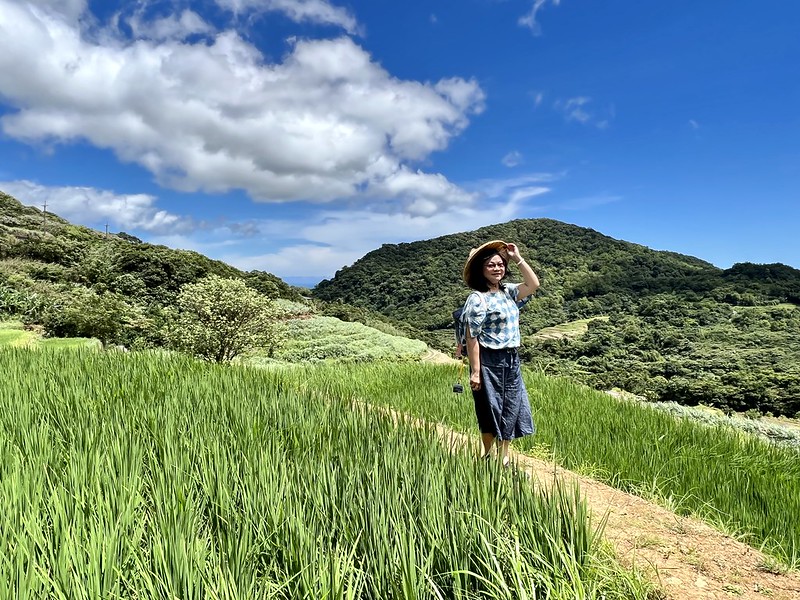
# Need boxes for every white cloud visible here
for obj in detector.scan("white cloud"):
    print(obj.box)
[0,1,483,215]
[556,96,592,123]
[689,119,700,130]
[214,0,360,34]
[531,91,544,108]
[553,96,612,128]
[519,0,561,35]
[367,167,477,216]
[508,186,549,204]
[125,9,214,41]
[0,180,191,233]
[502,151,523,167]
[472,172,562,199]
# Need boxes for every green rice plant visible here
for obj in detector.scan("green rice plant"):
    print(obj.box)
[0,348,651,599]
[294,362,800,568]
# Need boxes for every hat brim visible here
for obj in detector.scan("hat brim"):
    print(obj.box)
[462,240,508,288]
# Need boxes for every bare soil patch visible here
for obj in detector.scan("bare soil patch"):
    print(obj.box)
[420,347,460,365]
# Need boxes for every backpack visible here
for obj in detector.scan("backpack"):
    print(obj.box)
[452,291,488,358]
[452,304,467,358]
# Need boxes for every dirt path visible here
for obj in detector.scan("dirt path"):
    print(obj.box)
[423,418,800,599]
[420,347,460,364]
[510,450,800,599]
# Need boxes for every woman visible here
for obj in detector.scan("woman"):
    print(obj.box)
[462,240,540,466]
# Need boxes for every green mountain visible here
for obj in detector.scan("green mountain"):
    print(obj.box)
[0,190,301,303]
[313,219,800,417]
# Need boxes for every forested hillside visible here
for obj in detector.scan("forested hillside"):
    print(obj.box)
[0,190,425,358]
[0,191,301,301]
[0,191,304,347]
[313,220,800,417]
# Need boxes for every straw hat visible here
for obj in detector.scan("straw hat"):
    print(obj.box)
[462,240,508,289]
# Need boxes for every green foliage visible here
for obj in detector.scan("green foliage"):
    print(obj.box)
[0,280,50,321]
[6,188,800,415]
[524,300,800,417]
[312,219,721,332]
[41,287,143,347]
[168,275,285,362]
[0,191,298,308]
[245,270,305,302]
[0,191,307,353]
[317,299,427,340]
[111,243,242,304]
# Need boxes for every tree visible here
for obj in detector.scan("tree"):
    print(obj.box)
[169,275,284,362]
[42,287,141,347]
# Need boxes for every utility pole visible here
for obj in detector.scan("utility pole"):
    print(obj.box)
[42,200,47,230]
[105,222,109,239]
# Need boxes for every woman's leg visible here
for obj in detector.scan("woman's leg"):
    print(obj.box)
[497,439,511,466]
[481,433,495,457]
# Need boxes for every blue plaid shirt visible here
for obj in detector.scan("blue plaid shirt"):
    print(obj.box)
[465,283,530,349]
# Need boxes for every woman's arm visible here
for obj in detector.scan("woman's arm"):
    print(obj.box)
[466,329,481,391]
[506,242,539,300]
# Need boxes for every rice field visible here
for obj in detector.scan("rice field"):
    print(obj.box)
[0,348,651,599]
[294,362,800,568]
[0,320,100,350]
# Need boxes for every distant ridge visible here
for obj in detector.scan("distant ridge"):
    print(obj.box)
[313,218,725,331]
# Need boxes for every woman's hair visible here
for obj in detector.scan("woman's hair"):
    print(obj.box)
[468,250,508,292]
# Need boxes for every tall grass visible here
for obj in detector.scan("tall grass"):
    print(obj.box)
[291,362,800,568]
[0,348,649,599]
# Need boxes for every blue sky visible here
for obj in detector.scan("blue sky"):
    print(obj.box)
[1,0,798,287]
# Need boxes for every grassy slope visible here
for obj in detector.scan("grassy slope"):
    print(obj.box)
[0,321,103,350]
[0,347,651,599]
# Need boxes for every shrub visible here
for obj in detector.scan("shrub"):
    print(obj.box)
[167,275,284,362]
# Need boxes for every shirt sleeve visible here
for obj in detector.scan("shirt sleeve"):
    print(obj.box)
[505,283,532,309]
[464,291,486,338]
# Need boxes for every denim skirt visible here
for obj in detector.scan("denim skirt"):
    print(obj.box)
[471,346,535,441]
